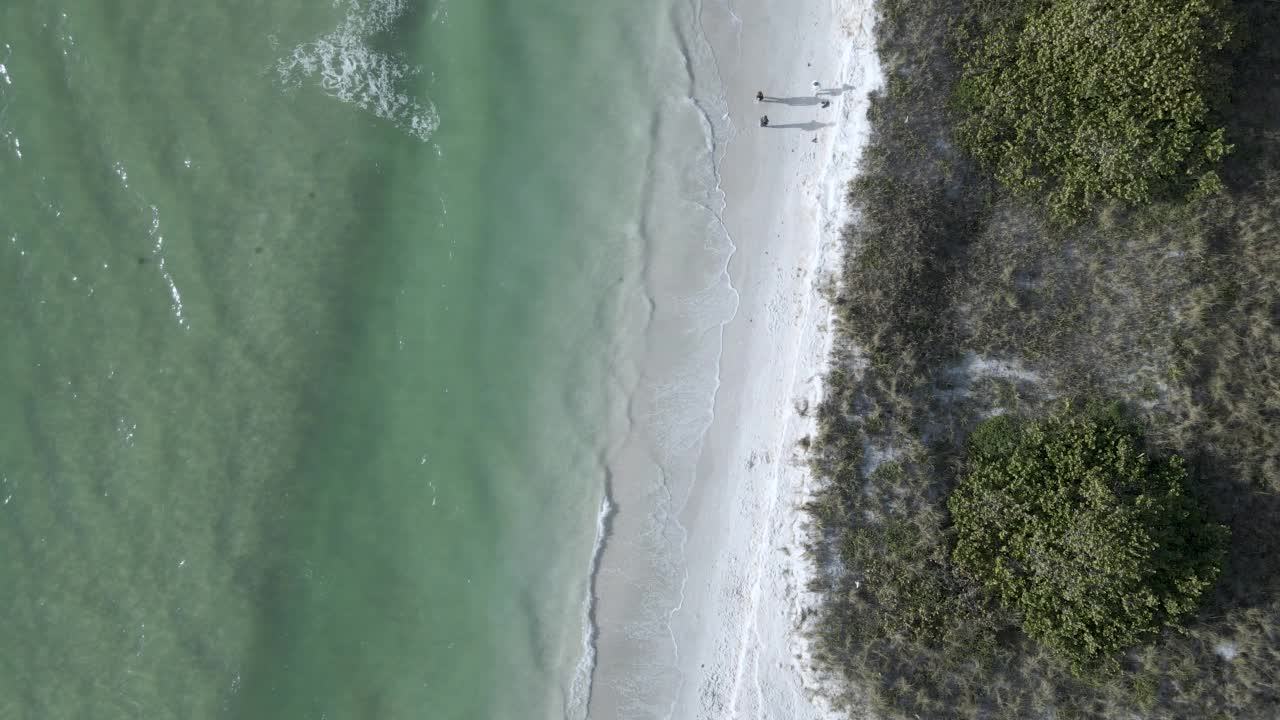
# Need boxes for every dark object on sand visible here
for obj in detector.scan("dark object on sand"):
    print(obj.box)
[756,91,765,102]
[760,115,769,127]
[820,100,831,108]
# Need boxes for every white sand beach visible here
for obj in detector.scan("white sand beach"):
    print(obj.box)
[666,0,881,716]
[583,0,881,717]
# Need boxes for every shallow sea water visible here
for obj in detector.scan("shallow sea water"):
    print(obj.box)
[0,1,727,717]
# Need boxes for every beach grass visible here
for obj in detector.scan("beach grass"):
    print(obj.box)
[803,0,1280,716]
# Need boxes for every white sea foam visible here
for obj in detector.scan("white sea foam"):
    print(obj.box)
[430,0,449,25]
[147,205,188,329]
[277,0,439,142]
[1,48,19,158]
[109,162,189,329]
[564,491,614,720]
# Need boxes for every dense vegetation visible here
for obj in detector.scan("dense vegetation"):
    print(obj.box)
[803,0,1280,716]
[950,408,1227,669]
[957,0,1234,217]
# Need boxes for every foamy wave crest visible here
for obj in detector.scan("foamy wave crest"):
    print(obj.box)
[148,205,188,329]
[564,490,613,720]
[277,0,439,142]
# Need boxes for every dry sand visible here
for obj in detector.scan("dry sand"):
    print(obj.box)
[666,0,881,716]
[582,0,881,717]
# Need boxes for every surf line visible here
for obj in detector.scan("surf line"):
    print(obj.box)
[564,485,615,720]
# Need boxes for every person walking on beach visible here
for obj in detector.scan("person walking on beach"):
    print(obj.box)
[759,115,769,127]
[756,90,765,103]
[812,80,822,96]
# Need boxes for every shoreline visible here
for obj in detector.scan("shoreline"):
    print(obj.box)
[665,0,880,715]
[579,0,882,715]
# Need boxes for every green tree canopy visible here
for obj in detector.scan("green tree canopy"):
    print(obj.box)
[957,0,1234,217]
[948,407,1227,668]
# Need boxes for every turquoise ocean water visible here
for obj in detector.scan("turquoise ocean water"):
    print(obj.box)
[0,1,722,717]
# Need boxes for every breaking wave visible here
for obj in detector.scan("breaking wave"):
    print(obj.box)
[277,0,439,142]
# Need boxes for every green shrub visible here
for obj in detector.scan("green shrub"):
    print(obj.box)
[957,0,1234,217]
[949,406,1228,668]
[805,0,1280,712]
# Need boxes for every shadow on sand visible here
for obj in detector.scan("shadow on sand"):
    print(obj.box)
[818,84,856,96]
[768,121,833,132]
[761,84,855,102]
[761,95,825,107]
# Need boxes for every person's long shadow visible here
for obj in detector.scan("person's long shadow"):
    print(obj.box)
[817,84,856,97]
[761,95,825,107]
[769,121,833,132]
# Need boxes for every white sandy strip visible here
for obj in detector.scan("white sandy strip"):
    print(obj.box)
[667,0,881,717]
